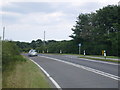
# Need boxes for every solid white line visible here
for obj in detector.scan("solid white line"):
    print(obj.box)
[78,57,119,66]
[29,58,62,89]
[64,55,119,65]
[39,55,120,81]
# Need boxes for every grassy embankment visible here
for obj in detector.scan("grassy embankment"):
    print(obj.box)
[2,41,51,88]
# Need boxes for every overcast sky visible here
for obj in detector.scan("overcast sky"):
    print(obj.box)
[0,0,119,42]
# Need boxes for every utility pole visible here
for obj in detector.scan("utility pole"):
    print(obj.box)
[44,30,45,46]
[43,31,45,53]
[3,27,5,40]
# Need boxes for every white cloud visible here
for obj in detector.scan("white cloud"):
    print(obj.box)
[98,0,119,5]
[4,20,73,42]
[2,10,73,41]
[0,0,14,7]
[1,1,119,42]
[0,11,22,17]
[2,0,119,7]
[18,12,66,25]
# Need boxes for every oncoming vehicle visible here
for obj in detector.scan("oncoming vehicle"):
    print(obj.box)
[28,49,38,56]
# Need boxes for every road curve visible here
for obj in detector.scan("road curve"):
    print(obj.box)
[23,54,119,88]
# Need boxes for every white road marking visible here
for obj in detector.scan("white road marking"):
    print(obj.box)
[29,58,62,89]
[78,58,119,66]
[64,55,119,65]
[39,55,120,81]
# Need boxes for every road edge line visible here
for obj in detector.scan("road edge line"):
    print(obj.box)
[29,58,62,89]
[78,57,118,65]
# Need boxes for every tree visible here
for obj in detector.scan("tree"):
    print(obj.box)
[70,5,119,56]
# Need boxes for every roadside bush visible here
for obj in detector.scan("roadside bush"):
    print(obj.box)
[2,41,26,72]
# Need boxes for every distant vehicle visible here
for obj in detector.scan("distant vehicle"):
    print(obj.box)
[28,49,38,56]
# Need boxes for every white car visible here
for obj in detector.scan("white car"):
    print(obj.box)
[28,49,38,56]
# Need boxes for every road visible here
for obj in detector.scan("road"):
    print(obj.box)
[24,54,119,89]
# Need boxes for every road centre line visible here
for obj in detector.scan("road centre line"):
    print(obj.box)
[39,55,120,81]
[29,58,62,89]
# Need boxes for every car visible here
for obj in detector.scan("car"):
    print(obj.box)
[28,49,38,56]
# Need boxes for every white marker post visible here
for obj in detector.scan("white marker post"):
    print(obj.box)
[78,43,81,54]
[60,50,62,54]
[47,49,48,53]
[84,50,86,56]
[104,50,106,59]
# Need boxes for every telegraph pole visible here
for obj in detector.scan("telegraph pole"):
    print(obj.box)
[3,27,5,40]
[42,31,46,53]
[44,30,45,46]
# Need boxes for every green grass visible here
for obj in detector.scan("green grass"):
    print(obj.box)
[2,58,51,88]
[84,55,120,59]
[79,56,120,63]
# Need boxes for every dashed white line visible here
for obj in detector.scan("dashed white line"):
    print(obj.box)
[29,58,62,89]
[39,55,120,81]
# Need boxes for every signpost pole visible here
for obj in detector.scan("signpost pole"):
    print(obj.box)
[78,43,81,55]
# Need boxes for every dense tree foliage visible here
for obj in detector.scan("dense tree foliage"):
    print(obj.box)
[70,5,119,56]
[15,39,78,54]
[15,5,119,56]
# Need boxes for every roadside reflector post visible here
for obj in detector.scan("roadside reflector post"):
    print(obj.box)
[104,50,106,59]
[84,50,86,56]
[78,43,81,55]
[47,49,48,53]
[60,50,62,54]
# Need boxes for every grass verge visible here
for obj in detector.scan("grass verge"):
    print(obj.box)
[40,53,120,59]
[84,55,120,59]
[2,57,51,88]
[79,56,120,63]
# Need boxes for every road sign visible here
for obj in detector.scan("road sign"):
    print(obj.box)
[102,50,104,55]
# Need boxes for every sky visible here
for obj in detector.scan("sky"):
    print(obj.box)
[0,0,119,42]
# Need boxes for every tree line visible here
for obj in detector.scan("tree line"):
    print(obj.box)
[15,39,78,54]
[15,5,119,56]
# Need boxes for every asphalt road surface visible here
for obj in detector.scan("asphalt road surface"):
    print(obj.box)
[24,54,119,88]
